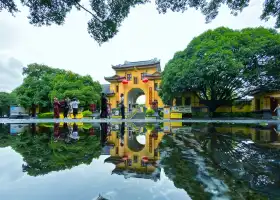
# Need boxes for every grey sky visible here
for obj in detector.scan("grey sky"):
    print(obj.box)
[0,0,277,92]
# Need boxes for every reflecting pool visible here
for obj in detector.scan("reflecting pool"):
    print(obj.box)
[0,122,280,200]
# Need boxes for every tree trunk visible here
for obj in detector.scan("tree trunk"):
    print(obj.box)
[199,100,232,117]
[31,104,36,117]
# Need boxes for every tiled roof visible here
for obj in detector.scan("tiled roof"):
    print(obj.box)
[112,58,161,72]
[248,88,280,96]
[145,71,161,77]
[104,75,125,81]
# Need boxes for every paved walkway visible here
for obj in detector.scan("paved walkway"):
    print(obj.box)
[0,118,279,124]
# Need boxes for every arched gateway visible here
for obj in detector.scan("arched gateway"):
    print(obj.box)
[102,59,164,111]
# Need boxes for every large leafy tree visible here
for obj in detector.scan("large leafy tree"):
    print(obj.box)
[0,123,101,176]
[49,71,102,107]
[1,0,279,44]
[14,63,63,113]
[238,28,280,92]
[0,92,17,116]
[159,124,278,199]
[14,63,101,113]
[160,27,280,112]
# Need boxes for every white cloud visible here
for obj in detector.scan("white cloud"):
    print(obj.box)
[0,0,277,93]
[0,55,23,92]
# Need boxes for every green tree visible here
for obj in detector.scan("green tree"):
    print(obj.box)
[0,92,17,116]
[14,63,63,114]
[159,125,273,199]
[49,71,102,108]
[238,28,280,92]
[0,124,102,176]
[14,63,101,114]
[160,27,280,113]
[1,0,279,44]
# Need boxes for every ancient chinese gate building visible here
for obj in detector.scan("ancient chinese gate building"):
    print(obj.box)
[102,59,164,109]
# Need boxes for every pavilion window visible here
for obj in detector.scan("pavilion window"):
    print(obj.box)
[175,97,183,106]
[141,73,146,80]
[116,85,119,93]
[133,156,138,163]
[128,159,132,166]
[256,99,260,110]
[185,97,191,105]
[154,83,158,91]
[127,74,132,81]
[133,77,138,84]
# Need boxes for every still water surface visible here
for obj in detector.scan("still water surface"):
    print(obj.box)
[0,122,280,200]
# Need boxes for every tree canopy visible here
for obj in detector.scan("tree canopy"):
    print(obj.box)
[0,92,17,116]
[0,123,101,176]
[160,27,280,112]
[159,124,277,199]
[50,71,102,106]
[14,63,101,111]
[1,0,279,44]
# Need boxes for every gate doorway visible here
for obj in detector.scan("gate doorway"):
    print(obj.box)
[127,88,146,112]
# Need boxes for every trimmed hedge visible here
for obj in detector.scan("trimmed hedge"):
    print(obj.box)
[82,110,92,117]
[38,112,54,118]
[145,123,155,131]
[146,108,155,117]
[159,111,163,118]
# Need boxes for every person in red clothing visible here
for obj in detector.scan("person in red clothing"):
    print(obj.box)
[53,97,60,118]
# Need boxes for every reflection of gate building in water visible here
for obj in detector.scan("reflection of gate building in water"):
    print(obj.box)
[104,124,164,181]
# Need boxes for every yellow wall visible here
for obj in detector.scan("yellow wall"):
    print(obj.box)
[252,94,272,111]
[107,66,163,109]
[107,127,164,171]
[172,91,279,113]
[215,104,252,112]
[214,126,280,144]
[172,92,198,107]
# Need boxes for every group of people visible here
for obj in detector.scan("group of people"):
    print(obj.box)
[53,97,80,119]
[100,93,125,119]
[54,122,80,143]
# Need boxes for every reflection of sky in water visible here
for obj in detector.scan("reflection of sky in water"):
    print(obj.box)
[277,124,280,132]
[0,148,190,200]
[136,135,146,145]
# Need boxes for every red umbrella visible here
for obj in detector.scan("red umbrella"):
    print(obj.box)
[142,78,149,83]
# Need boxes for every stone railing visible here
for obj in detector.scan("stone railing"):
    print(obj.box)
[171,106,192,113]
[111,107,138,119]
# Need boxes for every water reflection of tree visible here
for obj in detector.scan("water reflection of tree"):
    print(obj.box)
[160,135,210,200]
[0,124,101,176]
[159,124,278,200]
[201,124,280,198]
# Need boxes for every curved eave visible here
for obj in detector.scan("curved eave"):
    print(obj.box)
[112,63,160,70]
[104,76,126,82]
[104,156,122,164]
[106,93,115,97]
